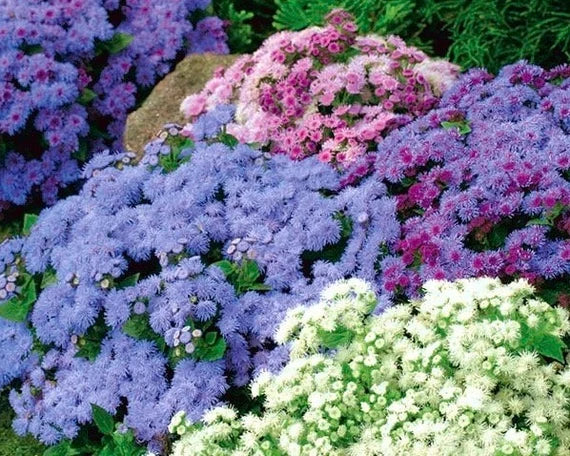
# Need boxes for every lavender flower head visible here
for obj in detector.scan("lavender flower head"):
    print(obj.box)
[345,61,570,303]
[0,0,228,212]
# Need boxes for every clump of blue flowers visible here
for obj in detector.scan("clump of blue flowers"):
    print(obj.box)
[0,0,228,212]
[0,106,399,451]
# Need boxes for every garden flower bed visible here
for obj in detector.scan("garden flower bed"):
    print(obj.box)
[0,4,569,456]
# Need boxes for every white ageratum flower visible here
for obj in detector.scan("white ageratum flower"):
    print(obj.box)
[169,278,570,456]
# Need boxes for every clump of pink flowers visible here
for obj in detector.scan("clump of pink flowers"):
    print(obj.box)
[180,9,459,167]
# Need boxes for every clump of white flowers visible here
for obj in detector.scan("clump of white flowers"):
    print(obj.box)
[170,277,570,456]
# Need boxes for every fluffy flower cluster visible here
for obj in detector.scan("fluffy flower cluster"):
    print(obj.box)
[345,62,570,302]
[4,61,570,451]
[0,109,400,448]
[172,277,570,456]
[0,0,227,210]
[181,9,458,167]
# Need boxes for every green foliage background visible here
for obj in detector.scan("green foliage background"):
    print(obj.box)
[217,0,570,73]
[212,0,277,53]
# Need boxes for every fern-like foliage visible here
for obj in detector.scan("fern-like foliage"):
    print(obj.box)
[272,0,570,72]
[212,0,277,53]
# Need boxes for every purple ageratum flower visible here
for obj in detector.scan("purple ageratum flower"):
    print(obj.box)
[344,61,570,300]
[0,0,228,211]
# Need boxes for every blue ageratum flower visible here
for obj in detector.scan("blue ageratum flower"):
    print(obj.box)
[0,108,400,450]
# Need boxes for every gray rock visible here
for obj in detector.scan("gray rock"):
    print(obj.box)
[124,53,239,156]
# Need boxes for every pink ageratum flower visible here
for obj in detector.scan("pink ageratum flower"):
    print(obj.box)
[180,9,459,168]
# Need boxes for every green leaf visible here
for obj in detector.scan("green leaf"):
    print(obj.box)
[0,276,36,322]
[116,273,140,290]
[527,217,552,227]
[301,212,353,270]
[112,430,146,456]
[22,213,39,236]
[487,222,510,250]
[90,125,112,141]
[549,202,566,220]
[219,132,239,147]
[246,283,272,292]
[318,326,354,349]
[91,404,115,436]
[20,274,37,304]
[96,445,115,456]
[441,120,471,135]
[73,140,89,162]
[194,336,227,361]
[123,314,157,341]
[106,33,134,54]
[78,88,97,105]
[41,267,58,289]
[213,260,236,276]
[75,314,109,361]
[43,441,79,456]
[519,321,567,363]
[239,260,261,284]
[23,44,44,55]
[335,212,353,238]
[204,331,217,345]
[535,333,566,363]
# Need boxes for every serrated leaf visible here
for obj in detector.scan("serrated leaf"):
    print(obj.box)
[123,314,155,340]
[318,326,354,349]
[78,88,97,105]
[74,342,100,361]
[194,336,227,361]
[106,32,134,54]
[23,213,39,235]
[91,404,115,436]
[116,273,140,290]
